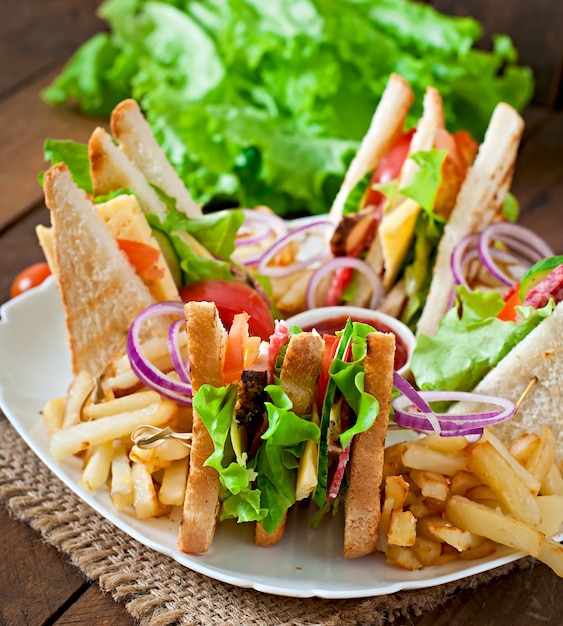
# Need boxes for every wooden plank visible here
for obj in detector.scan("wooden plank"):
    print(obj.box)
[54,584,135,626]
[432,0,563,108]
[0,66,107,231]
[0,1,105,96]
[512,112,563,254]
[0,506,87,626]
[413,561,563,625]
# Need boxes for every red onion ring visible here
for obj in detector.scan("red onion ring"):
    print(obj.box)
[236,209,289,247]
[256,220,335,277]
[168,318,191,384]
[451,223,555,289]
[392,390,516,437]
[127,302,193,405]
[306,256,385,310]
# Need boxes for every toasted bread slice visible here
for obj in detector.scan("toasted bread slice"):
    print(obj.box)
[344,331,395,558]
[393,86,445,203]
[88,126,169,221]
[43,163,156,378]
[416,103,524,337]
[254,331,325,547]
[329,73,414,224]
[449,301,563,457]
[178,301,226,554]
[110,99,201,218]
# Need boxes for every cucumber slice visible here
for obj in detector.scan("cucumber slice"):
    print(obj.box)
[151,228,183,288]
[520,255,563,299]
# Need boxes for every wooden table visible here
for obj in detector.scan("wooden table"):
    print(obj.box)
[1,3,562,624]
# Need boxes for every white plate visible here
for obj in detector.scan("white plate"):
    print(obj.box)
[0,278,556,599]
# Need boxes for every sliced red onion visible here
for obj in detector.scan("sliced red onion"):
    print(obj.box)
[392,372,440,434]
[306,256,385,310]
[127,302,193,406]
[450,223,555,290]
[450,233,480,287]
[236,209,289,247]
[168,318,191,384]
[256,220,335,277]
[392,390,516,437]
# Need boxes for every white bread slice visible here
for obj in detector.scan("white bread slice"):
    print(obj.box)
[329,73,414,224]
[448,301,563,457]
[416,103,524,338]
[178,301,226,554]
[110,99,201,218]
[254,331,325,547]
[344,331,395,558]
[43,163,157,379]
[88,126,169,221]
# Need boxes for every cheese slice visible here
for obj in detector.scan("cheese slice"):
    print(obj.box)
[378,197,421,290]
[96,194,180,302]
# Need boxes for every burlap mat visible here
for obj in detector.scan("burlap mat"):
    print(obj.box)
[0,414,532,626]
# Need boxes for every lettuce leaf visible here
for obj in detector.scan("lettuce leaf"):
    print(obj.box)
[194,383,267,523]
[42,0,534,216]
[411,287,555,392]
[251,384,320,534]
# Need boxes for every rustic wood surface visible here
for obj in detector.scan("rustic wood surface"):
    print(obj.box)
[1,3,562,625]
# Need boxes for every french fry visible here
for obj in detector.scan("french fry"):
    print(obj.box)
[63,370,95,427]
[526,426,557,487]
[458,539,497,561]
[467,440,542,527]
[41,397,65,436]
[110,439,134,509]
[409,469,450,501]
[383,441,408,479]
[402,441,468,476]
[480,428,541,495]
[377,475,409,552]
[537,537,563,577]
[535,495,563,536]
[50,399,177,460]
[81,440,114,490]
[411,535,442,566]
[159,457,190,506]
[509,432,540,465]
[388,510,416,546]
[445,495,544,558]
[541,464,563,496]
[385,545,422,571]
[131,461,170,519]
[414,433,468,454]
[427,521,484,552]
[83,390,161,420]
[450,470,483,496]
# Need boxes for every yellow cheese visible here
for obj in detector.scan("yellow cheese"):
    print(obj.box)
[296,406,320,501]
[96,195,180,302]
[378,197,421,290]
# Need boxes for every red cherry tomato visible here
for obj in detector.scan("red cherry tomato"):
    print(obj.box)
[10,262,52,299]
[362,128,415,208]
[497,281,522,322]
[179,279,275,341]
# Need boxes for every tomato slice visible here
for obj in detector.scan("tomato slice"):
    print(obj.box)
[362,128,415,209]
[179,279,275,341]
[10,262,51,298]
[497,282,522,322]
[117,239,165,281]
[316,334,341,403]
[223,312,249,383]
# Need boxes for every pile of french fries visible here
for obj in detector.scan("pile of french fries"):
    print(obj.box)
[41,336,193,519]
[41,337,563,577]
[379,426,563,575]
